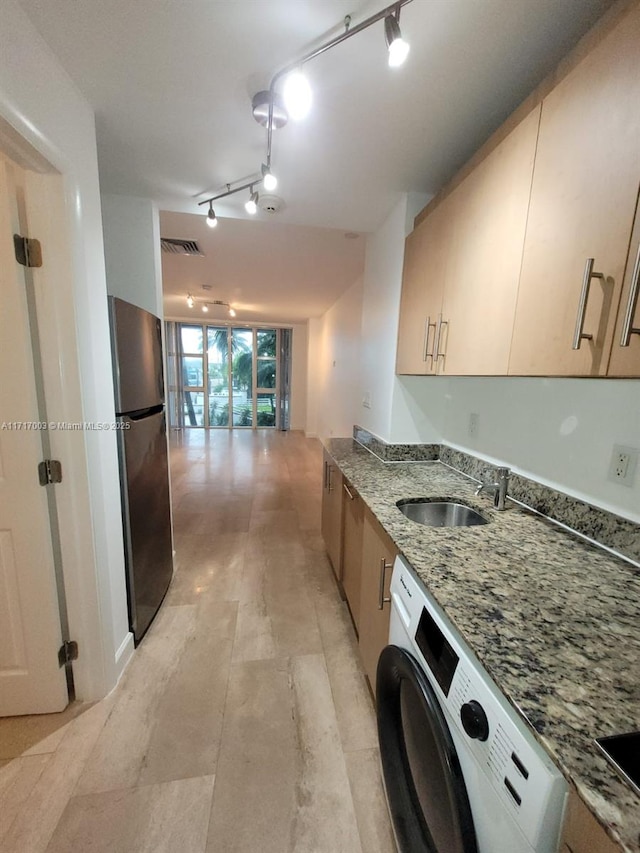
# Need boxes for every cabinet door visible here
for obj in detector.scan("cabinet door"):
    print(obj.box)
[560,788,620,853]
[439,105,540,375]
[358,511,398,691]
[341,480,364,629]
[608,191,640,375]
[396,196,454,375]
[320,450,343,579]
[509,4,640,376]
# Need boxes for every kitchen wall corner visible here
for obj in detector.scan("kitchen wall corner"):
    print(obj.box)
[305,276,363,440]
[101,194,164,318]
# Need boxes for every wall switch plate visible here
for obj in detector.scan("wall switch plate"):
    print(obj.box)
[362,391,371,409]
[468,413,479,438]
[608,445,638,487]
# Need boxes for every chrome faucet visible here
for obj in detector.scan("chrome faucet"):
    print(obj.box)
[475,467,510,511]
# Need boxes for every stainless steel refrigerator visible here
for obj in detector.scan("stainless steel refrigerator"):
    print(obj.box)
[108,296,173,645]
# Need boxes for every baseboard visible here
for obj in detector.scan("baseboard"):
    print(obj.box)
[113,631,134,684]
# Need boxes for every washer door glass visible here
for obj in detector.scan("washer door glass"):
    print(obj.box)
[377,644,478,853]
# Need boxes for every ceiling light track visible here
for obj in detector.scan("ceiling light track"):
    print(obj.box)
[198,0,412,220]
[264,0,412,169]
[186,294,236,318]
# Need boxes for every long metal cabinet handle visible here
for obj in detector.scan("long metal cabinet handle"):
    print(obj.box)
[327,464,333,492]
[343,482,354,500]
[620,242,640,346]
[423,316,437,363]
[433,314,448,361]
[323,460,328,489]
[378,558,393,610]
[572,258,604,350]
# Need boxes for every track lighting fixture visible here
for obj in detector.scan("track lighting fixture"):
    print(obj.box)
[197,0,412,220]
[384,12,410,67]
[186,294,236,318]
[206,202,218,228]
[245,188,259,215]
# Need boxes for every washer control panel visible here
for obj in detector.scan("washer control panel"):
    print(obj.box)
[390,559,567,852]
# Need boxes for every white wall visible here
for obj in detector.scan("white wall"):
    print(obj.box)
[290,323,308,432]
[101,194,164,317]
[306,277,364,440]
[440,376,640,523]
[0,0,131,699]
[359,197,407,440]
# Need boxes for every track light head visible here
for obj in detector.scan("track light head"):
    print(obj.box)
[202,304,209,313]
[206,203,218,228]
[282,70,312,121]
[384,14,410,67]
[245,189,259,215]
[229,307,236,318]
[261,163,277,192]
[187,294,195,308]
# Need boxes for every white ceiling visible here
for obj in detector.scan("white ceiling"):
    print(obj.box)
[160,210,366,323]
[18,0,615,322]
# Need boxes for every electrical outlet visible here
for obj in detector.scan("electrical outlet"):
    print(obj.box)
[468,413,479,438]
[362,391,371,409]
[608,445,638,487]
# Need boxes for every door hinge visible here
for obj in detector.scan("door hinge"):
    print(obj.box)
[13,234,43,268]
[58,640,78,667]
[38,459,63,485]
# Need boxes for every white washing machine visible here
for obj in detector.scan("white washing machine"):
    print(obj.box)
[377,556,568,853]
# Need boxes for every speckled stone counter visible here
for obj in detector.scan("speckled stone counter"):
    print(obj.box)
[326,437,640,853]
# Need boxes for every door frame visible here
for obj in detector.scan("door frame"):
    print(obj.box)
[0,111,132,703]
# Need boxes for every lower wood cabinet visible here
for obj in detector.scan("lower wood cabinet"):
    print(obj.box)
[320,453,399,697]
[341,478,364,629]
[321,449,343,580]
[560,787,620,853]
[358,509,398,691]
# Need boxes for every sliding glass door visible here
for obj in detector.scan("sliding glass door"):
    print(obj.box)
[231,328,253,426]
[256,329,277,427]
[167,323,290,430]
[207,326,231,427]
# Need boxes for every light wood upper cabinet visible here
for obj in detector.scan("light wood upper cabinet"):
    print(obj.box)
[396,195,454,375]
[608,191,640,376]
[508,3,640,376]
[439,105,540,375]
[358,510,398,692]
[396,103,540,377]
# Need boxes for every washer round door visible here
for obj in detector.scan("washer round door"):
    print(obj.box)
[377,644,478,853]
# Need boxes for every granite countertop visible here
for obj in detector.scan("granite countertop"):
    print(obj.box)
[325,437,640,853]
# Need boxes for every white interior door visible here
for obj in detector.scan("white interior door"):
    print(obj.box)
[0,154,68,715]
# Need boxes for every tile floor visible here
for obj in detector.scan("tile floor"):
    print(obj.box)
[0,429,396,852]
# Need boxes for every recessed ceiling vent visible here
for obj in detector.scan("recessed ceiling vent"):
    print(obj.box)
[160,238,204,256]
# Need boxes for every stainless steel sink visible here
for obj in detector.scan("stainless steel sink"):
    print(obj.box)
[396,499,488,528]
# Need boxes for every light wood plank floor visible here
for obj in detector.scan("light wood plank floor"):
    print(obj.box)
[0,429,396,853]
